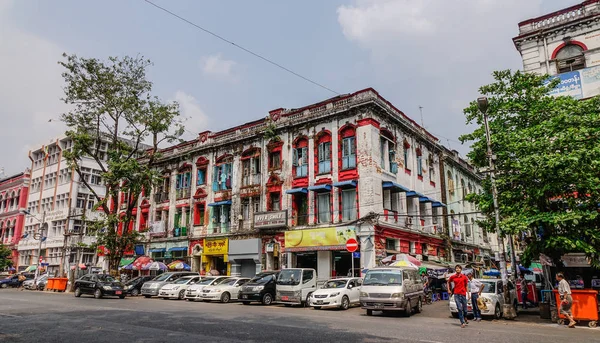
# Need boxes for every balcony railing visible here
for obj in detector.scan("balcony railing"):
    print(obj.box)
[242,173,261,187]
[154,192,169,203]
[175,188,191,199]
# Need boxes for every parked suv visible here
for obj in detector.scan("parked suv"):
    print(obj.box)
[141,272,198,298]
[360,266,424,317]
[239,271,279,305]
[74,274,126,299]
[124,276,155,296]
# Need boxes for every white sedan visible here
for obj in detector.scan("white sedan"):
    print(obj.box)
[309,278,362,310]
[158,276,201,300]
[201,277,250,303]
[449,279,518,319]
[185,276,230,301]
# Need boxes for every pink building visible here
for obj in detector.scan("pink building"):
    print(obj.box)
[0,170,30,270]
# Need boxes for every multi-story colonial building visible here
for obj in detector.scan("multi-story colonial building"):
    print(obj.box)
[0,170,30,270]
[140,88,495,280]
[18,136,108,275]
[514,0,600,98]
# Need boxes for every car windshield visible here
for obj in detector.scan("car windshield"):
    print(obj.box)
[153,274,172,282]
[249,273,274,285]
[481,281,496,293]
[174,277,193,284]
[277,269,301,286]
[323,280,348,289]
[363,270,403,286]
[222,278,239,286]
[197,278,216,285]
[97,275,116,282]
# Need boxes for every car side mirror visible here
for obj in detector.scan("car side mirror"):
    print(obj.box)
[348,284,353,289]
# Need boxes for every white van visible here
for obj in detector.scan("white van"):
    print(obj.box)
[275,268,317,306]
[359,266,424,317]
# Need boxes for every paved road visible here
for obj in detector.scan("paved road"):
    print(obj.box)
[0,290,598,343]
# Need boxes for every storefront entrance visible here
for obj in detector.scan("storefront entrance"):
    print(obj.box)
[295,252,317,269]
[332,251,358,277]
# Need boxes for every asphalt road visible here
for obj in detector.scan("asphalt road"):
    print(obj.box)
[0,289,598,343]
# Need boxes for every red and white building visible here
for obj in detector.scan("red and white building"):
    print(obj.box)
[0,170,30,270]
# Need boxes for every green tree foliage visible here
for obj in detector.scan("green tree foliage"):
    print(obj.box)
[0,244,13,270]
[461,70,600,267]
[59,54,184,274]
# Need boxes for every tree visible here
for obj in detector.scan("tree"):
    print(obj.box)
[461,70,600,268]
[0,244,13,270]
[60,54,184,274]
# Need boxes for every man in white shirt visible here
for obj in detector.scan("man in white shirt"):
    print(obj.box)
[556,272,575,328]
[467,273,484,321]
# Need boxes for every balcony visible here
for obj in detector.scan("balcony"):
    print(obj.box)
[175,188,191,200]
[242,173,261,187]
[154,192,169,203]
[211,223,230,235]
[173,227,188,237]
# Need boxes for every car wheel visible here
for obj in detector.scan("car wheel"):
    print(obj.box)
[178,290,185,300]
[221,292,231,303]
[366,309,373,316]
[119,295,126,299]
[415,298,423,314]
[404,299,412,317]
[131,289,139,297]
[494,304,502,320]
[261,293,273,306]
[94,288,103,299]
[144,295,151,298]
[340,296,350,310]
[304,293,312,307]
[74,287,82,298]
[1,283,7,289]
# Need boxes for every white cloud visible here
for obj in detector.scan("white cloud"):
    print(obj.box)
[200,53,238,82]
[0,1,68,175]
[173,90,210,139]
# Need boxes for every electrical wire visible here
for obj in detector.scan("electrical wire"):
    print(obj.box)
[143,0,340,95]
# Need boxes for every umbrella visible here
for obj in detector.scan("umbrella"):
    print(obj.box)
[381,254,421,267]
[528,262,543,273]
[8,267,16,271]
[132,256,153,270]
[144,262,168,271]
[24,265,36,272]
[167,261,191,271]
[391,260,419,268]
[122,263,136,270]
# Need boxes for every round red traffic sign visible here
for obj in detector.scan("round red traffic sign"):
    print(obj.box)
[346,238,358,253]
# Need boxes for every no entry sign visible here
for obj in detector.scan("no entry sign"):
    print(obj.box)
[346,238,358,253]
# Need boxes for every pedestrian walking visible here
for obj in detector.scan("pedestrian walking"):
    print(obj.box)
[467,273,484,321]
[447,265,470,328]
[17,273,26,291]
[519,274,533,309]
[556,272,576,328]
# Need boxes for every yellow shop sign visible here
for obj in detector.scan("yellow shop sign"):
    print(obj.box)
[284,227,356,252]
[203,238,228,255]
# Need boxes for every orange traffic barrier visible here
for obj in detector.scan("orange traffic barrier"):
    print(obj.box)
[553,289,598,328]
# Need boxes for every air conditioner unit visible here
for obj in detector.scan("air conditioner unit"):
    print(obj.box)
[405,217,413,226]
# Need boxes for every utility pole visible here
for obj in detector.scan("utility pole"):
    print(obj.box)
[477,97,516,319]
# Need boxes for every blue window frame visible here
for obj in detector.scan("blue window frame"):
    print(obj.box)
[342,137,356,170]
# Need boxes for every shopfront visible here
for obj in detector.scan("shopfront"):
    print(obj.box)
[375,226,447,266]
[228,238,261,277]
[202,237,229,275]
[284,226,358,281]
[254,210,287,272]
[148,241,190,264]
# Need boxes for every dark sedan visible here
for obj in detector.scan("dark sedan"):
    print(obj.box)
[74,274,126,299]
[124,276,155,296]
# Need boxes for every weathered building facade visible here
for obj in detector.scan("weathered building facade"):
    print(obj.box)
[0,170,30,270]
[143,89,494,280]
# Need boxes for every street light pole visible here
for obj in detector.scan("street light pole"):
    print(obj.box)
[477,97,516,319]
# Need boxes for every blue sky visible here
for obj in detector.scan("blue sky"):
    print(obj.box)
[0,0,568,175]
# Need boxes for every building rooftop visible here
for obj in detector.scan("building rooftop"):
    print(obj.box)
[515,0,600,37]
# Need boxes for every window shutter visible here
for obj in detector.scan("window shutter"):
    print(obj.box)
[293,148,298,166]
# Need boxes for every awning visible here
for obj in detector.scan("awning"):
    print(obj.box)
[149,248,166,253]
[382,181,410,192]
[406,191,425,198]
[333,180,357,189]
[169,247,188,252]
[419,196,432,203]
[308,184,332,192]
[285,188,308,195]
[432,201,446,208]
[208,200,232,207]
[134,245,145,256]
[119,257,135,267]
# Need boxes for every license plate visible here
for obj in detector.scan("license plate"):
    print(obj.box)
[282,296,289,301]
[316,300,323,305]
[115,291,122,295]
[373,303,384,309]
[242,295,247,299]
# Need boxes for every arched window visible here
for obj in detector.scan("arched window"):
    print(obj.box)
[403,140,411,171]
[379,129,396,174]
[241,147,261,186]
[292,136,309,177]
[196,157,209,186]
[464,215,470,238]
[555,44,585,73]
[315,131,332,174]
[339,125,356,170]
[460,178,466,203]
[416,148,423,179]
[213,154,233,191]
[447,171,454,198]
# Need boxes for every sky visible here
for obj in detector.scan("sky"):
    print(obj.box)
[0,0,570,176]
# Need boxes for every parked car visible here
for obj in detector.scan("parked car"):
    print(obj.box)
[449,278,518,320]
[201,277,250,303]
[360,266,424,317]
[74,274,126,299]
[185,276,229,301]
[140,272,199,298]
[0,273,34,288]
[239,271,279,306]
[309,277,362,310]
[23,274,48,290]
[275,268,317,306]
[124,276,155,296]
[158,276,201,300]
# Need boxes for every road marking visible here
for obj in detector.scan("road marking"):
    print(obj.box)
[419,340,443,343]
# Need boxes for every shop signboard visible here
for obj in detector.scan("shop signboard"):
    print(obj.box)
[561,253,590,267]
[546,65,600,99]
[284,227,356,252]
[254,210,287,229]
[203,238,228,255]
[43,208,70,222]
